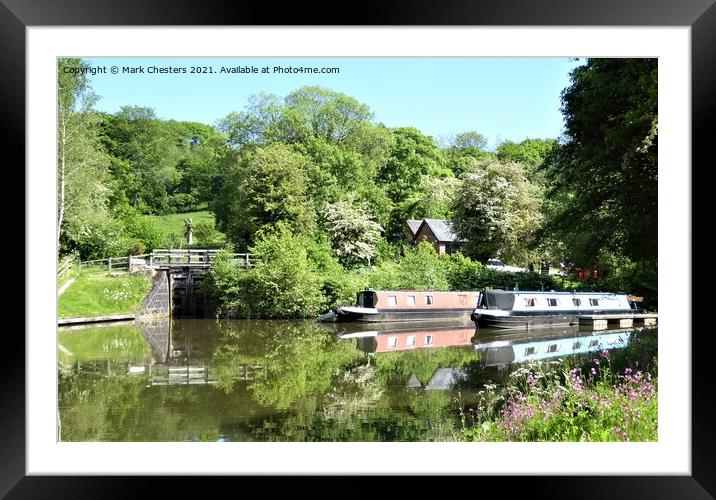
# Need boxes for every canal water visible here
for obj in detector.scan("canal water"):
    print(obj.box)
[57,319,658,442]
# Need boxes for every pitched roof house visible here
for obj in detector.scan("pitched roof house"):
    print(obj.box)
[405,218,463,255]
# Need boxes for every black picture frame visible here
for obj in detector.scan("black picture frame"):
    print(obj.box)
[6,0,711,496]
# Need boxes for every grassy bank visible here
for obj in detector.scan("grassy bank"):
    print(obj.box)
[58,273,151,319]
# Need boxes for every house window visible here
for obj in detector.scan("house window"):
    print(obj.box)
[547,344,559,353]
[388,295,398,307]
[524,298,536,307]
[425,335,434,346]
[406,336,416,347]
[547,298,559,307]
[406,295,416,306]
[573,298,581,306]
[387,337,398,348]
[425,295,434,305]
[589,298,599,306]
[524,347,537,356]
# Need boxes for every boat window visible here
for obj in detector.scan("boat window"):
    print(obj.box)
[573,342,582,350]
[387,337,398,348]
[524,347,537,356]
[488,292,516,310]
[426,295,434,305]
[388,295,398,307]
[459,294,468,306]
[425,335,434,346]
[573,298,581,306]
[589,340,599,348]
[547,344,559,353]
[406,336,416,347]
[589,299,599,306]
[406,295,416,306]
[524,298,536,307]
[547,298,559,307]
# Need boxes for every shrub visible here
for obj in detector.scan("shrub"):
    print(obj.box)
[193,220,227,248]
[204,225,327,318]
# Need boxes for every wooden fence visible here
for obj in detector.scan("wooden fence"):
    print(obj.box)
[71,250,254,276]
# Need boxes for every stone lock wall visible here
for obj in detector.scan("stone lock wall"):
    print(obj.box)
[139,271,170,317]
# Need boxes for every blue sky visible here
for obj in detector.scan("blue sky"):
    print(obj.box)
[84,57,584,149]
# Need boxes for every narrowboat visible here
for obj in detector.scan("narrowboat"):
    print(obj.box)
[318,289,480,323]
[470,289,642,329]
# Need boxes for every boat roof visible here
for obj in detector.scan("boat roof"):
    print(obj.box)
[363,290,479,294]
[485,290,627,296]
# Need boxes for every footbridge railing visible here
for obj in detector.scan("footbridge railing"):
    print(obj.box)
[74,250,255,275]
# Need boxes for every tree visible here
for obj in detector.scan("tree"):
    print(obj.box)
[542,59,657,265]
[241,224,327,318]
[451,131,489,151]
[323,198,383,267]
[213,144,316,250]
[379,127,450,203]
[496,138,557,179]
[442,131,493,177]
[57,58,111,254]
[451,158,542,263]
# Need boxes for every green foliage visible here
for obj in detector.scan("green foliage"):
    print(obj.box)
[496,138,557,178]
[451,157,543,264]
[305,240,362,310]
[117,207,165,251]
[543,59,657,265]
[58,273,151,318]
[441,252,485,290]
[397,241,450,290]
[57,58,112,255]
[204,226,327,318]
[192,220,227,248]
[61,212,129,260]
[379,127,450,203]
[213,144,316,250]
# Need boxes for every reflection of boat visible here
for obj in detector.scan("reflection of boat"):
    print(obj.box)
[320,289,481,323]
[471,289,642,329]
[474,325,636,366]
[336,323,476,353]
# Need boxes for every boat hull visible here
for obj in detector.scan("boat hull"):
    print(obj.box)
[473,310,632,329]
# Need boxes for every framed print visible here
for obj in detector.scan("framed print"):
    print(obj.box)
[6,0,713,496]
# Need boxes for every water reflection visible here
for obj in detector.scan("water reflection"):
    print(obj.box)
[474,325,634,367]
[57,318,657,442]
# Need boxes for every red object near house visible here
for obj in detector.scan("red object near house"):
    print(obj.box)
[575,268,599,280]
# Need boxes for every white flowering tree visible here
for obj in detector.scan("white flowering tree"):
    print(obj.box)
[451,158,542,264]
[323,199,383,267]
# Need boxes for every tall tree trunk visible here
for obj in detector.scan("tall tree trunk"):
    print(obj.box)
[57,103,67,251]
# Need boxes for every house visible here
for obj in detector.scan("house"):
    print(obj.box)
[405,218,462,255]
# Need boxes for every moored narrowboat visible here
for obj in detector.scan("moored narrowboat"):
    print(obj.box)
[471,289,642,329]
[319,289,480,323]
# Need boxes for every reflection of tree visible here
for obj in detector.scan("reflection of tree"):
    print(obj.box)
[210,320,365,410]
[373,346,476,387]
[59,371,147,441]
